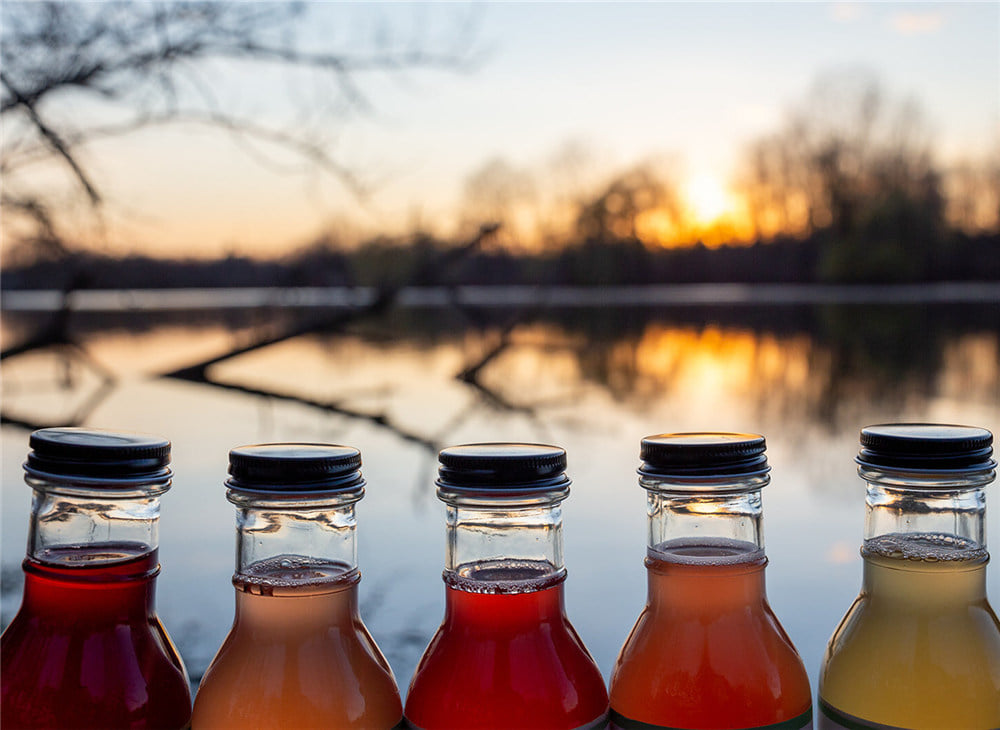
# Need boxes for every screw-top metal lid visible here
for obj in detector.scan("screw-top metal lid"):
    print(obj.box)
[227,443,364,494]
[639,432,770,480]
[24,427,172,486]
[857,423,995,472]
[437,443,570,492]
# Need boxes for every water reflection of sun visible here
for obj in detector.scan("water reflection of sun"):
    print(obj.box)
[630,326,815,401]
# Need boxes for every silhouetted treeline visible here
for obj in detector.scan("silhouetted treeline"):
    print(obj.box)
[1,249,353,291]
[3,228,998,291]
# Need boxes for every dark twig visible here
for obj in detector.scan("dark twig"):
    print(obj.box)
[190,378,439,454]
[163,224,498,381]
[153,226,499,452]
[2,2,481,256]
[1,344,116,431]
[456,320,518,384]
[1,71,101,204]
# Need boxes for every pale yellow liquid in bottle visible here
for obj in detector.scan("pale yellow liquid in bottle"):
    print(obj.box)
[192,557,402,730]
[819,533,1000,730]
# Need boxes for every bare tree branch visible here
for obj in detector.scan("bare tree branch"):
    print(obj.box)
[1,70,102,204]
[184,377,440,454]
[162,224,499,381]
[1,2,479,258]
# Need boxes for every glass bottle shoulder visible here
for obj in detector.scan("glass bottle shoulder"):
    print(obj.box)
[610,548,811,729]
[820,555,1000,729]
[193,580,401,730]
[404,582,608,730]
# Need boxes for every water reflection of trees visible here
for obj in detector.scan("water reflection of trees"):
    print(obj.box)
[349,302,1000,430]
[3,301,997,436]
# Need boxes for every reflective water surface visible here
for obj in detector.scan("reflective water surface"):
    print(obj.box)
[3,298,999,697]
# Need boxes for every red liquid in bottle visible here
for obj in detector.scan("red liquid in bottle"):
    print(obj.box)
[610,539,812,729]
[404,568,609,730]
[1,543,192,730]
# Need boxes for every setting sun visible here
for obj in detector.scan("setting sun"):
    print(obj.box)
[684,173,731,224]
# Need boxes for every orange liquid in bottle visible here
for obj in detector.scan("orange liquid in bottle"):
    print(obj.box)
[404,565,609,730]
[610,538,812,729]
[191,557,402,729]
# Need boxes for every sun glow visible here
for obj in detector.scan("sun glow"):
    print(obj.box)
[684,173,731,224]
[637,172,755,249]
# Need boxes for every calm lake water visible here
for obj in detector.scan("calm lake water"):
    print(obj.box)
[3,287,999,698]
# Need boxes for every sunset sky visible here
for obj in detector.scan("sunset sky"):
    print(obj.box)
[5,2,998,258]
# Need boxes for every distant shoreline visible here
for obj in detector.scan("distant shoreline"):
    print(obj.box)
[4,282,999,314]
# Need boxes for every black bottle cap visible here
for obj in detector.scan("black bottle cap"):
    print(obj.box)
[24,427,172,486]
[857,423,995,471]
[437,443,570,492]
[639,432,770,479]
[227,443,364,494]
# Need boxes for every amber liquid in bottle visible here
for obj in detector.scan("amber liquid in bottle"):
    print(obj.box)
[819,424,1000,730]
[820,534,1000,729]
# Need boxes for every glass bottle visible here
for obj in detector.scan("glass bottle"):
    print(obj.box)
[819,423,1000,729]
[1,427,192,730]
[610,432,812,730]
[403,443,609,730]
[191,443,402,729]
